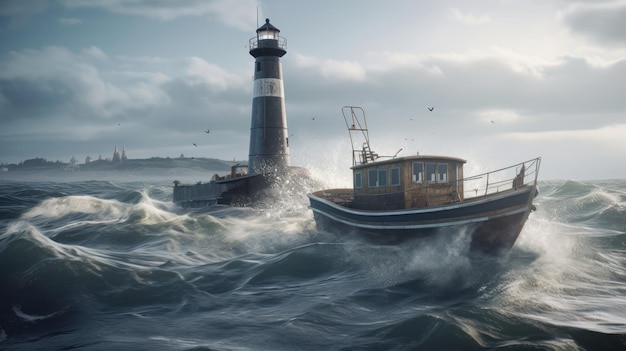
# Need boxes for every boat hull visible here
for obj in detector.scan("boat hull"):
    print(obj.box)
[308,185,537,253]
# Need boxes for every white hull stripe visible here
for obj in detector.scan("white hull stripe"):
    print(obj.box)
[253,78,284,98]
[309,206,528,230]
[308,187,533,217]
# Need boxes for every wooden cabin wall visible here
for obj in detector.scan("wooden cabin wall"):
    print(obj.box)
[354,193,404,210]
[354,158,465,210]
[354,161,404,196]
[457,165,464,200]
[354,161,405,210]
[404,184,457,208]
[401,160,464,208]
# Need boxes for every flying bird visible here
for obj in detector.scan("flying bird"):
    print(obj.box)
[428,107,434,112]
[204,129,210,133]
[193,143,198,147]
[491,120,495,124]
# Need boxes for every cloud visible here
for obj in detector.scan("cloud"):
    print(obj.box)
[185,57,248,91]
[58,17,83,26]
[0,43,263,163]
[0,0,49,28]
[59,0,258,30]
[376,48,557,79]
[81,46,109,61]
[561,1,626,44]
[505,123,626,144]
[475,109,522,124]
[0,46,170,119]
[501,123,626,177]
[0,91,10,109]
[448,7,492,25]
[280,47,626,179]
[364,49,625,118]
[2,6,625,178]
[0,0,48,17]
[293,54,367,81]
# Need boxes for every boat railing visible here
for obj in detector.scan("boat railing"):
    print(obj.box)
[462,157,541,200]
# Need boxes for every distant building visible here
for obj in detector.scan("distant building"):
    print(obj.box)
[112,145,121,162]
[112,145,128,162]
[65,156,79,171]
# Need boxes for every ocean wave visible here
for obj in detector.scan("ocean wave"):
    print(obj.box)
[498,187,626,338]
[537,180,626,233]
[1,179,625,350]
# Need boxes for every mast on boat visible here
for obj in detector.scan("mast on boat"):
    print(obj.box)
[342,106,379,167]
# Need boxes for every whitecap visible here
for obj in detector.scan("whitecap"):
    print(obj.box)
[12,305,63,323]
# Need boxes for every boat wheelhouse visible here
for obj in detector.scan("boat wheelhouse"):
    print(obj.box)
[350,154,467,211]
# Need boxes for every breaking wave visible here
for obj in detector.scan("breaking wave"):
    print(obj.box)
[0,179,625,350]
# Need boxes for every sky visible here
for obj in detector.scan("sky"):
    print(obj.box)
[1,0,625,181]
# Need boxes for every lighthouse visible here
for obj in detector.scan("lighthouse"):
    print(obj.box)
[248,18,290,174]
[173,18,311,207]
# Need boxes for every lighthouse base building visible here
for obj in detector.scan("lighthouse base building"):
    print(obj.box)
[173,19,311,207]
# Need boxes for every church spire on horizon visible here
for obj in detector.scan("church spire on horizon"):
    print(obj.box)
[112,145,121,162]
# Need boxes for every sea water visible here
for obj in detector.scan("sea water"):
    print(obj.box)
[0,178,625,350]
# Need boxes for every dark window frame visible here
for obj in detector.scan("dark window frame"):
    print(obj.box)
[391,167,401,186]
[354,172,362,189]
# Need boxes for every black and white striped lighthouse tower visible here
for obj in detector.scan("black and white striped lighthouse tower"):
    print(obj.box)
[248,18,290,174]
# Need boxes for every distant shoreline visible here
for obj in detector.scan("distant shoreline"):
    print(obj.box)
[0,157,247,184]
[1,157,242,173]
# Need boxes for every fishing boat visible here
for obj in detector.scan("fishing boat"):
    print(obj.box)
[307,106,541,253]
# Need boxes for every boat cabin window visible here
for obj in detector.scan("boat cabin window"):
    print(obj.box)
[368,170,376,187]
[414,161,452,183]
[438,163,448,182]
[412,162,423,183]
[426,162,436,182]
[379,169,387,186]
[354,172,362,189]
[368,169,387,188]
[391,167,400,186]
